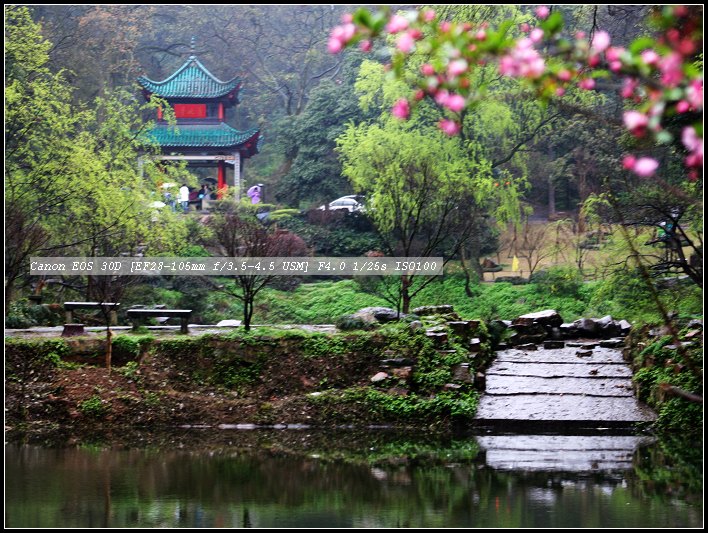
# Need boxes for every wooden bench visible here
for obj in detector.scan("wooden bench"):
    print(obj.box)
[126,309,193,334]
[64,302,120,326]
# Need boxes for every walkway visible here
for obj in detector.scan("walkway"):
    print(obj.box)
[474,342,657,429]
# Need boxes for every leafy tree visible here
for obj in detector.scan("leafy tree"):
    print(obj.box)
[337,121,493,313]
[205,204,308,329]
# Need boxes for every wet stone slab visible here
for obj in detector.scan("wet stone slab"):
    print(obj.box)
[487,362,633,378]
[475,394,657,422]
[485,375,634,396]
[476,435,656,472]
[494,347,625,364]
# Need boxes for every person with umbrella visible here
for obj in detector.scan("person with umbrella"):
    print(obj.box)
[247,183,264,204]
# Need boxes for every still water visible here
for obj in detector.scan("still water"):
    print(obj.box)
[5,430,702,528]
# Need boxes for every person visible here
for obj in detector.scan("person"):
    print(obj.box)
[197,183,211,210]
[179,184,190,213]
[247,183,263,204]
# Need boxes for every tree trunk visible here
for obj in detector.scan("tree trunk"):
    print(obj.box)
[401,275,412,314]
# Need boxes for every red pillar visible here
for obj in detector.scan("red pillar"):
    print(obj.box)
[217,160,225,199]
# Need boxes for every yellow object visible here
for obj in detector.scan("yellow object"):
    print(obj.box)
[511,255,519,272]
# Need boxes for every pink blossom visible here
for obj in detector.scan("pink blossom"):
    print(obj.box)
[578,78,595,90]
[679,38,696,56]
[498,38,545,79]
[557,69,572,82]
[632,157,659,177]
[341,13,353,24]
[682,126,702,153]
[659,52,684,87]
[535,5,550,19]
[641,49,659,65]
[440,21,451,33]
[609,60,623,72]
[409,29,422,40]
[520,22,530,33]
[414,90,425,101]
[422,9,436,22]
[622,155,637,170]
[555,87,565,97]
[391,98,410,119]
[530,28,544,43]
[386,14,409,34]
[623,110,648,134]
[687,79,703,110]
[328,38,344,54]
[396,32,415,53]
[591,30,611,53]
[439,119,461,136]
[588,54,600,67]
[447,59,468,77]
[359,40,372,52]
[476,30,487,41]
[444,94,465,112]
[434,90,450,106]
[621,78,638,99]
[606,46,624,62]
[575,31,586,40]
[676,100,690,113]
[421,64,435,76]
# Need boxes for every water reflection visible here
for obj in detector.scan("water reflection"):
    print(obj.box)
[5,431,702,528]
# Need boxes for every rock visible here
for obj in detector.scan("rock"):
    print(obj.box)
[684,329,702,339]
[515,310,564,328]
[408,320,423,331]
[412,304,454,316]
[216,319,242,327]
[600,338,625,348]
[386,386,409,396]
[574,318,600,337]
[576,350,593,358]
[381,357,415,367]
[495,342,510,350]
[509,322,547,345]
[425,328,448,346]
[559,323,579,338]
[597,315,621,337]
[392,367,413,380]
[451,363,472,383]
[618,320,632,335]
[447,321,471,337]
[469,338,482,352]
[443,383,462,391]
[549,327,563,340]
[370,372,389,383]
[476,372,486,388]
[543,340,565,349]
[353,307,400,324]
[567,341,598,349]
[516,343,538,351]
[649,325,671,337]
[686,319,703,329]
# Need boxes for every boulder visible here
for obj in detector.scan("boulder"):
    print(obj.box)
[392,367,413,380]
[412,304,454,316]
[216,319,242,327]
[469,338,482,352]
[576,350,593,358]
[516,343,538,351]
[618,319,632,335]
[451,363,473,383]
[600,338,625,348]
[515,309,564,328]
[370,372,389,383]
[447,321,471,338]
[596,315,621,337]
[381,357,416,367]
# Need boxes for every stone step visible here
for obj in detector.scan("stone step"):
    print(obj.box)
[475,394,657,423]
[485,375,634,396]
[495,348,625,365]
[486,362,632,378]
[476,435,655,471]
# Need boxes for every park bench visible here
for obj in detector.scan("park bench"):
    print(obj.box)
[64,302,120,326]
[126,308,193,334]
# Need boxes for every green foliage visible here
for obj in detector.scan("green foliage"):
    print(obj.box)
[115,361,140,380]
[5,338,69,376]
[5,300,62,329]
[112,335,154,359]
[78,395,109,418]
[530,266,583,296]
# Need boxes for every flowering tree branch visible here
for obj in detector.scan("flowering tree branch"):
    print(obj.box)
[328,5,703,180]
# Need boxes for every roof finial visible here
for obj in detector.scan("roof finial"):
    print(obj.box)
[189,36,196,59]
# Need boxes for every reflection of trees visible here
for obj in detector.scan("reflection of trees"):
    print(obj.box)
[5,436,702,528]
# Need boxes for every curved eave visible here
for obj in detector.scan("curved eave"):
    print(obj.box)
[143,124,262,157]
[137,56,241,100]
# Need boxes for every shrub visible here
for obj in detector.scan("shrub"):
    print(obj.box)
[529,266,583,296]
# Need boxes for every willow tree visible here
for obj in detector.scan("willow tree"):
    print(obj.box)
[338,121,496,313]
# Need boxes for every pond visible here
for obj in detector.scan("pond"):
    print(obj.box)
[5,429,702,528]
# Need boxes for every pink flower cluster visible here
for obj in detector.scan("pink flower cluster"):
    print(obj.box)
[622,155,659,177]
[499,38,545,79]
[328,20,356,54]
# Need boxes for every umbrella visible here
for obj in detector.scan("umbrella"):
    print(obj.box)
[149,201,166,208]
[201,177,217,184]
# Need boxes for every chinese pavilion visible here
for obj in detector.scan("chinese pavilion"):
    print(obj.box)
[137,42,261,199]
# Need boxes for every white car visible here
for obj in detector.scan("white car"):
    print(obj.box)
[317,195,365,212]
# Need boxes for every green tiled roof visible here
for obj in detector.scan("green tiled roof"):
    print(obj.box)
[145,123,261,150]
[138,56,240,99]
